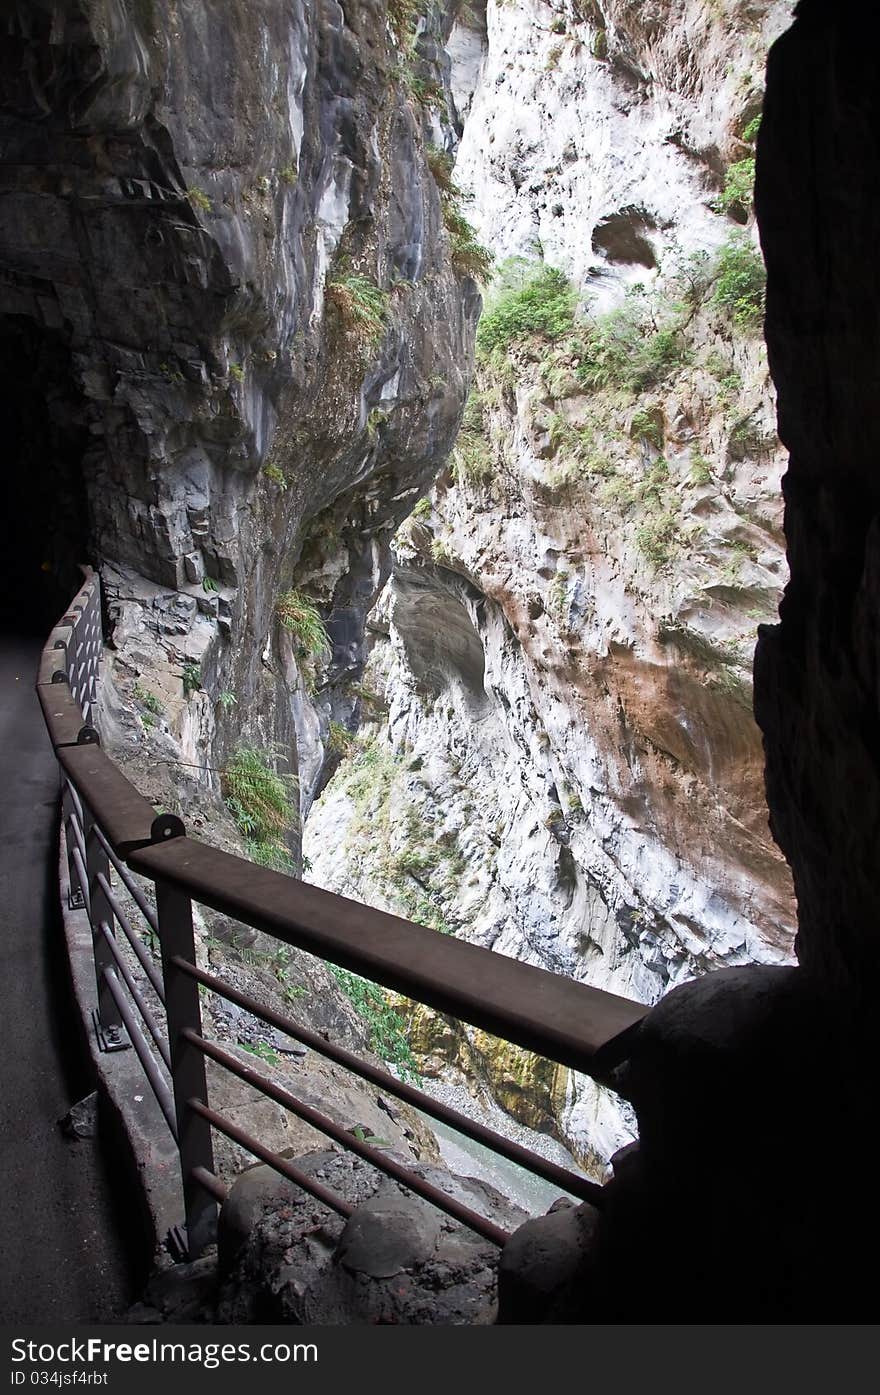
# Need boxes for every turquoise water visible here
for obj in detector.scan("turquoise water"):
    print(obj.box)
[413,1080,598,1217]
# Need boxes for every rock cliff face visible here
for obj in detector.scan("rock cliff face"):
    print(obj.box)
[305,0,799,1169]
[3,0,807,1182]
[1,0,476,799]
[0,2,478,1164]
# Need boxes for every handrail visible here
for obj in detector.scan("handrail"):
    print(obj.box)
[170,954,606,1206]
[37,568,648,1262]
[128,835,645,1078]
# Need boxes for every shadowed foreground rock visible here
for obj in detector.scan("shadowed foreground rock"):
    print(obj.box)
[498,966,871,1321]
[216,1151,526,1325]
[755,0,880,999]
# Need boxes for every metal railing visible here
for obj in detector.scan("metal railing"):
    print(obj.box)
[37,568,648,1259]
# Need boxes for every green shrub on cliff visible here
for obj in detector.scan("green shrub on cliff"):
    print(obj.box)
[329,966,421,1081]
[328,719,355,755]
[387,0,420,45]
[717,156,756,216]
[575,302,689,393]
[442,201,494,283]
[477,260,576,354]
[451,388,493,484]
[426,146,459,198]
[636,509,682,567]
[717,114,760,218]
[711,235,766,329]
[132,682,164,717]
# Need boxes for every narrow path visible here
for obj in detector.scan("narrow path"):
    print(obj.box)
[0,636,133,1323]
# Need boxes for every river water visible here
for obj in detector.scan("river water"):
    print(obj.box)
[413,1076,601,1217]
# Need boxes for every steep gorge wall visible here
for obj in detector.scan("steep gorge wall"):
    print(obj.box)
[1,0,476,800]
[0,1,479,1174]
[305,0,798,1169]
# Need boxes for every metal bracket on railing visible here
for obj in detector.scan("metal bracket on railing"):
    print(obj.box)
[68,886,86,911]
[92,1009,130,1054]
[76,726,100,746]
[151,813,186,842]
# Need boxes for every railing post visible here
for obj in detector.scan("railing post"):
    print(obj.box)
[61,781,85,910]
[84,807,126,1047]
[154,825,217,1259]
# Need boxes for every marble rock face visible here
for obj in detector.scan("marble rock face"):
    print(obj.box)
[0,0,477,811]
[305,0,798,1170]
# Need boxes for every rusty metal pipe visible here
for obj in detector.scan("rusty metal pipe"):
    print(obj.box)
[102,967,177,1140]
[190,1166,228,1203]
[95,826,160,937]
[97,920,171,1071]
[172,955,604,1207]
[186,1098,354,1219]
[96,871,165,1003]
[183,1029,512,1247]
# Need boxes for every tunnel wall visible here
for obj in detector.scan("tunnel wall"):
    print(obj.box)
[0,314,89,631]
[755,0,880,1000]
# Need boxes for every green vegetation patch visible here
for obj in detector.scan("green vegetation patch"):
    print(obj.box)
[442,200,494,283]
[276,590,330,658]
[717,156,756,216]
[262,462,289,490]
[630,406,664,450]
[711,235,766,330]
[452,388,494,486]
[329,966,421,1081]
[387,0,419,45]
[325,273,389,346]
[132,682,164,716]
[477,260,576,355]
[182,661,201,697]
[636,509,682,567]
[575,302,689,394]
[328,719,355,755]
[242,1040,281,1067]
[426,146,459,198]
[717,114,760,217]
[689,451,713,485]
[223,745,298,873]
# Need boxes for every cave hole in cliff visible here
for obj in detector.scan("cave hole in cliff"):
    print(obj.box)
[0,315,90,634]
[393,571,490,711]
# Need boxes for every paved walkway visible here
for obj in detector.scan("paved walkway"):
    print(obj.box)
[0,636,132,1323]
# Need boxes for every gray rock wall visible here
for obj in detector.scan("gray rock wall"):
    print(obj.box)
[0,1,480,1204]
[305,0,799,1168]
[1,0,477,814]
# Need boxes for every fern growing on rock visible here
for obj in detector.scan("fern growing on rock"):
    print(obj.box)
[275,590,330,658]
[223,745,297,873]
[325,273,389,346]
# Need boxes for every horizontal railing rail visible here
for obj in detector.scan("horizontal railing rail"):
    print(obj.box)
[38,568,648,1260]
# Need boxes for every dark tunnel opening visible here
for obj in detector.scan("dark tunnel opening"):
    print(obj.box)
[0,314,90,635]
